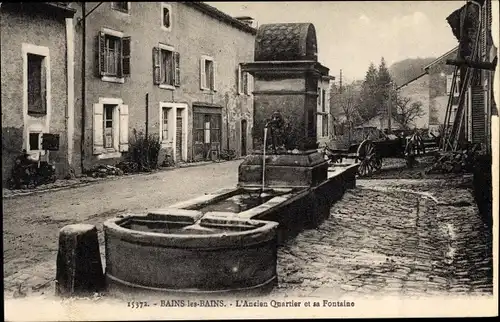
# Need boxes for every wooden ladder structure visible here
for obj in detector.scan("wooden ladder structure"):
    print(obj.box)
[440,21,483,152]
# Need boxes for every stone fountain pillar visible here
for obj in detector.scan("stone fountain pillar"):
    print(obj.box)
[239,23,331,188]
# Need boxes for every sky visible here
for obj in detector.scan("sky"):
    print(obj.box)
[206,1,464,83]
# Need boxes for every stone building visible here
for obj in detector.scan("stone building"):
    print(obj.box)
[72,2,256,173]
[394,46,460,134]
[423,47,460,135]
[396,72,430,130]
[1,3,77,184]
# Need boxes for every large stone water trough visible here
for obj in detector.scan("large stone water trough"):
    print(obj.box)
[103,163,358,295]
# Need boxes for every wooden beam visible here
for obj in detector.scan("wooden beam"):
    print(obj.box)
[446,58,497,71]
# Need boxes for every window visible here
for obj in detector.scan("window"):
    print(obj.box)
[237,64,253,95]
[112,2,130,13]
[153,45,180,88]
[98,30,131,82]
[93,100,129,157]
[317,86,329,138]
[200,56,216,91]
[27,53,46,114]
[322,89,326,112]
[162,107,169,141]
[161,3,172,31]
[104,105,114,149]
[29,132,41,151]
[322,115,329,137]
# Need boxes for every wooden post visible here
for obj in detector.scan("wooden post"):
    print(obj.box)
[55,224,105,297]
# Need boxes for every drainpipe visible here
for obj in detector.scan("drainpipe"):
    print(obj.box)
[80,2,86,173]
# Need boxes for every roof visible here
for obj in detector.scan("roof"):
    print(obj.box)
[395,72,428,90]
[254,23,318,61]
[423,46,459,70]
[183,2,257,35]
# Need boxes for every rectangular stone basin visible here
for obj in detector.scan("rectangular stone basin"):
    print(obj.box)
[163,163,359,244]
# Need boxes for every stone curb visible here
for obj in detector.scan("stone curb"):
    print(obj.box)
[3,158,243,200]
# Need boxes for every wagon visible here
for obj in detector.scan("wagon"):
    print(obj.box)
[323,127,430,177]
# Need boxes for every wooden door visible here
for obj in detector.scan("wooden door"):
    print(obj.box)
[176,116,183,161]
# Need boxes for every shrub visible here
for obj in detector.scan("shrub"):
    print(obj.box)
[127,129,161,172]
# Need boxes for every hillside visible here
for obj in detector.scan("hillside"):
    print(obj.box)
[389,57,436,87]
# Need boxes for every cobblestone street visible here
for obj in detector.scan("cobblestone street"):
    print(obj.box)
[272,178,493,299]
[2,159,494,304]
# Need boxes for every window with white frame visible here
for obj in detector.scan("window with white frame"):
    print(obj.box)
[237,64,253,95]
[153,44,180,88]
[317,87,329,138]
[97,30,131,81]
[200,56,216,91]
[93,99,129,157]
[111,2,130,13]
[27,53,47,115]
[161,3,172,31]
[161,107,170,142]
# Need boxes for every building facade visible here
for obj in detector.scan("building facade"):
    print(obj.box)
[423,47,460,136]
[1,3,77,184]
[397,73,430,129]
[72,2,256,173]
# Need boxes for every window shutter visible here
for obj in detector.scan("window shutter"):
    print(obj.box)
[317,87,322,110]
[248,73,254,96]
[173,51,180,87]
[200,57,206,89]
[243,71,249,95]
[119,104,129,152]
[153,47,161,85]
[212,60,217,91]
[93,103,104,154]
[446,75,453,95]
[98,31,106,76]
[237,64,242,94]
[122,36,131,77]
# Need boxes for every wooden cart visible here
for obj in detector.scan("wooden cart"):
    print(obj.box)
[324,128,428,177]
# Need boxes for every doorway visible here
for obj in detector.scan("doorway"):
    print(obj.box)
[241,119,247,156]
[176,116,183,161]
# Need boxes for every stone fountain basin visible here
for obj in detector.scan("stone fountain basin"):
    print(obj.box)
[104,211,278,295]
[168,163,359,242]
[103,163,358,295]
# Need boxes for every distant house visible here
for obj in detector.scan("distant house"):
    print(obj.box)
[396,46,459,135]
[396,72,430,129]
[423,46,460,135]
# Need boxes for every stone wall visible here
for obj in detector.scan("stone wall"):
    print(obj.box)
[72,2,255,171]
[1,5,70,184]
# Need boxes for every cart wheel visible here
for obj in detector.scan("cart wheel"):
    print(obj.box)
[356,140,380,177]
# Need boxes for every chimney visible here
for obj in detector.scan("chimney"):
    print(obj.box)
[234,16,255,27]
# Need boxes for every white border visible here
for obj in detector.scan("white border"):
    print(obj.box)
[161,3,173,32]
[97,97,124,159]
[158,102,188,162]
[200,55,214,91]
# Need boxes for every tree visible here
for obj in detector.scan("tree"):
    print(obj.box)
[358,62,379,121]
[394,97,425,130]
[330,81,362,138]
